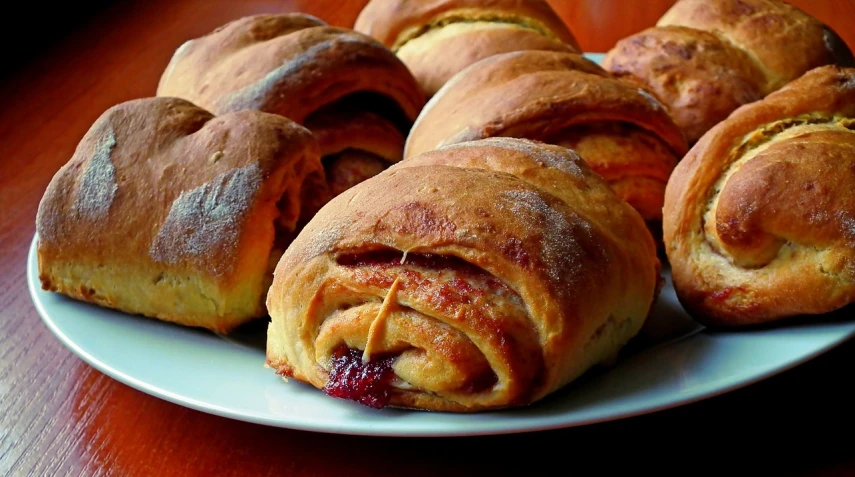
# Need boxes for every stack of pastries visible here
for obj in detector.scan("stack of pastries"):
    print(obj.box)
[35,0,855,412]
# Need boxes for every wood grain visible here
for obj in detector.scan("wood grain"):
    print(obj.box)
[1,1,854,475]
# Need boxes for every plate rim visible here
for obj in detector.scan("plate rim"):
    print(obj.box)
[27,233,855,436]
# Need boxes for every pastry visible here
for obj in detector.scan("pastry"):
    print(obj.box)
[266,137,660,412]
[157,13,425,208]
[663,66,855,327]
[36,97,322,333]
[353,0,580,97]
[404,50,688,223]
[603,0,854,144]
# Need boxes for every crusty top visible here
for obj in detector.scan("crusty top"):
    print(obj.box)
[663,66,855,324]
[657,0,855,93]
[602,25,767,145]
[37,97,321,285]
[157,13,426,125]
[270,138,659,404]
[404,50,688,159]
[354,0,580,51]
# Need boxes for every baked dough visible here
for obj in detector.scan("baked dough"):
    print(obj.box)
[663,66,855,326]
[36,97,321,333]
[266,138,660,411]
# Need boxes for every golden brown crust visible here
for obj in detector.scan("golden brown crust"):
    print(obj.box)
[663,65,855,326]
[36,97,322,333]
[266,138,659,412]
[157,13,426,125]
[405,50,688,221]
[354,0,580,50]
[354,0,579,97]
[602,25,766,145]
[657,0,853,92]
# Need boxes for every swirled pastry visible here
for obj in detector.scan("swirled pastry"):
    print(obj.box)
[157,13,425,210]
[603,0,854,144]
[404,50,688,222]
[36,97,322,333]
[266,138,660,412]
[663,66,855,326]
[354,0,580,97]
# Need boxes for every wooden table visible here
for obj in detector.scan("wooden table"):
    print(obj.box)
[2,1,854,475]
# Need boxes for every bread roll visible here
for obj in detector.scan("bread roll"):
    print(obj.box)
[266,137,660,412]
[157,13,425,209]
[663,66,855,327]
[602,26,766,145]
[354,0,580,97]
[658,0,854,92]
[36,97,322,333]
[603,0,854,144]
[404,50,688,222]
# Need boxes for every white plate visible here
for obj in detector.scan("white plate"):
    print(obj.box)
[28,234,855,436]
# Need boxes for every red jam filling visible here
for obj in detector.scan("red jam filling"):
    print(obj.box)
[323,346,397,409]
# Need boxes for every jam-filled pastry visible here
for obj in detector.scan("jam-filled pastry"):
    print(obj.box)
[157,13,424,207]
[36,97,322,333]
[354,0,580,97]
[603,0,854,144]
[404,50,688,223]
[266,138,660,412]
[663,66,855,327]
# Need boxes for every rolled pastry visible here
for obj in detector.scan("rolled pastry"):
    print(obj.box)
[157,13,425,207]
[404,50,688,222]
[663,66,855,327]
[354,0,580,97]
[603,0,854,144]
[36,97,322,333]
[266,137,660,412]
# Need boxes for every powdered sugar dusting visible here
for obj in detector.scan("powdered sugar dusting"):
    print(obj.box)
[497,188,599,287]
[75,128,118,220]
[150,163,262,275]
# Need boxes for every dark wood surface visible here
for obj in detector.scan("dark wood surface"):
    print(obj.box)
[2,1,854,475]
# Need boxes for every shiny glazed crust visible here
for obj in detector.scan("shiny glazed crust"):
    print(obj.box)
[663,66,855,326]
[266,137,660,412]
[354,0,580,97]
[404,50,688,221]
[156,13,426,124]
[36,97,322,333]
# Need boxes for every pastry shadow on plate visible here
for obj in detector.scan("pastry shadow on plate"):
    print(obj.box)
[700,301,855,335]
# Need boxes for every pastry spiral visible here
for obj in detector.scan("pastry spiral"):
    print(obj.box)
[157,13,425,214]
[36,97,322,333]
[663,66,855,327]
[266,138,660,412]
[354,0,580,97]
[603,0,854,145]
[404,50,688,222]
